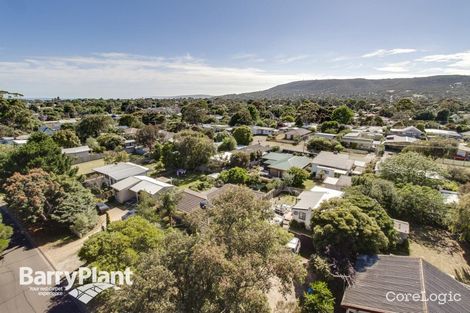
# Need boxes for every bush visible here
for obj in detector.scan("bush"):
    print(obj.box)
[219,167,250,184]
[301,281,335,313]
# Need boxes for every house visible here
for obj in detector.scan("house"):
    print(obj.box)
[383,135,418,151]
[312,132,338,140]
[393,219,410,242]
[292,186,343,229]
[425,128,462,139]
[262,152,312,177]
[284,128,311,141]
[202,124,231,133]
[61,145,91,162]
[251,126,278,136]
[322,175,352,190]
[38,124,59,136]
[455,143,470,160]
[93,162,149,185]
[341,132,375,151]
[441,190,459,204]
[313,132,338,139]
[12,139,28,145]
[341,255,470,313]
[311,151,354,178]
[1,136,14,144]
[176,189,208,214]
[390,126,423,138]
[111,175,173,203]
[124,139,137,152]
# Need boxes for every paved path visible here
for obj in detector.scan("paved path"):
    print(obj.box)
[0,208,84,313]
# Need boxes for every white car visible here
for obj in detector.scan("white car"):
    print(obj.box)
[286,237,301,254]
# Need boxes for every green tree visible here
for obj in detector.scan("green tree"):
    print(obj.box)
[233,126,253,145]
[379,151,444,187]
[220,167,250,184]
[119,114,142,128]
[104,150,130,164]
[230,151,251,168]
[448,193,470,242]
[76,115,114,141]
[307,137,343,152]
[2,132,74,180]
[136,125,162,149]
[97,133,125,150]
[0,215,13,253]
[331,105,354,124]
[181,101,208,124]
[301,281,334,313]
[229,108,253,126]
[286,167,310,188]
[162,131,215,170]
[79,216,164,271]
[0,98,39,132]
[397,184,446,226]
[319,121,340,133]
[51,129,81,148]
[4,169,98,235]
[218,135,237,151]
[351,174,399,213]
[312,200,388,259]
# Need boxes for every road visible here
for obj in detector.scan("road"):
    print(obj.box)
[0,208,84,313]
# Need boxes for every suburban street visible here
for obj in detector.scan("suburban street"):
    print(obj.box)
[0,207,83,313]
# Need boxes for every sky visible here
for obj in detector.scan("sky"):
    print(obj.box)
[1,0,470,98]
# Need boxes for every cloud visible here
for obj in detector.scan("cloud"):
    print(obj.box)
[362,48,417,58]
[375,61,411,73]
[275,54,310,64]
[0,53,313,98]
[417,51,470,69]
[231,53,265,63]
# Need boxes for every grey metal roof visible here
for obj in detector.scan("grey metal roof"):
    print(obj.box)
[61,145,91,154]
[93,162,149,181]
[268,156,312,171]
[312,151,354,171]
[342,255,470,313]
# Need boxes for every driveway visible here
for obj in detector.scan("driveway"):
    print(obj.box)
[0,208,84,313]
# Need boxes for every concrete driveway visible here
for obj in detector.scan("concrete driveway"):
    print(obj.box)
[0,208,84,313]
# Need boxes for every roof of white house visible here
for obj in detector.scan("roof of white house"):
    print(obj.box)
[390,126,423,134]
[61,145,91,154]
[111,175,173,195]
[293,186,344,211]
[393,219,410,234]
[93,162,149,181]
[312,151,354,171]
[384,135,418,143]
[425,128,462,138]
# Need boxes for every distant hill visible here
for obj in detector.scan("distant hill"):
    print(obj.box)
[225,75,470,100]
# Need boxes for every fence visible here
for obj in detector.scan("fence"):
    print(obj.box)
[437,158,470,168]
[70,153,104,165]
[263,186,304,200]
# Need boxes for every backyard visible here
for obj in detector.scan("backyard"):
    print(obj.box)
[409,225,470,277]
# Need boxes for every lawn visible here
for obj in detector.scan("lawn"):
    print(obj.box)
[74,158,105,175]
[172,172,208,189]
[408,225,470,276]
[303,179,315,190]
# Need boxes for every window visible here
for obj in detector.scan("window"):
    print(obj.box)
[299,212,306,220]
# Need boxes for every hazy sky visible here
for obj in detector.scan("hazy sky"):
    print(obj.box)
[1,0,469,98]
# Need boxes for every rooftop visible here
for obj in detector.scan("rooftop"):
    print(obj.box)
[93,162,149,181]
[61,145,91,154]
[268,155,312,171]
[342,255,470,313]
[312,151,354,171]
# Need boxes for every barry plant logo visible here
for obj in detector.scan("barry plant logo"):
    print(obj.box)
[19,266,133,304]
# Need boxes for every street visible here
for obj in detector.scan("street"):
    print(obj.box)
[0,208,84,313]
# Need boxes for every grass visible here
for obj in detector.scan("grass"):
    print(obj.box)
[303,179,315,190]
[74,158,105,175]
[172,172,207,188]
[409,225,470,276]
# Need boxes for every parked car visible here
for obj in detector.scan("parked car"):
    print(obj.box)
[274,204,290,215]
[96,202,110,214]
[286,237,301,254]
[121,209,136,220]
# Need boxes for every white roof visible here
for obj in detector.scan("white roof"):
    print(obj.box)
[61,145,91,154]
[323,177,339,185]
[93,162,149,181]
[393,219,410,234]
[425,128,461,137]
[311,186,344,198]
[12,139,28,145]
[111,175,173,194]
